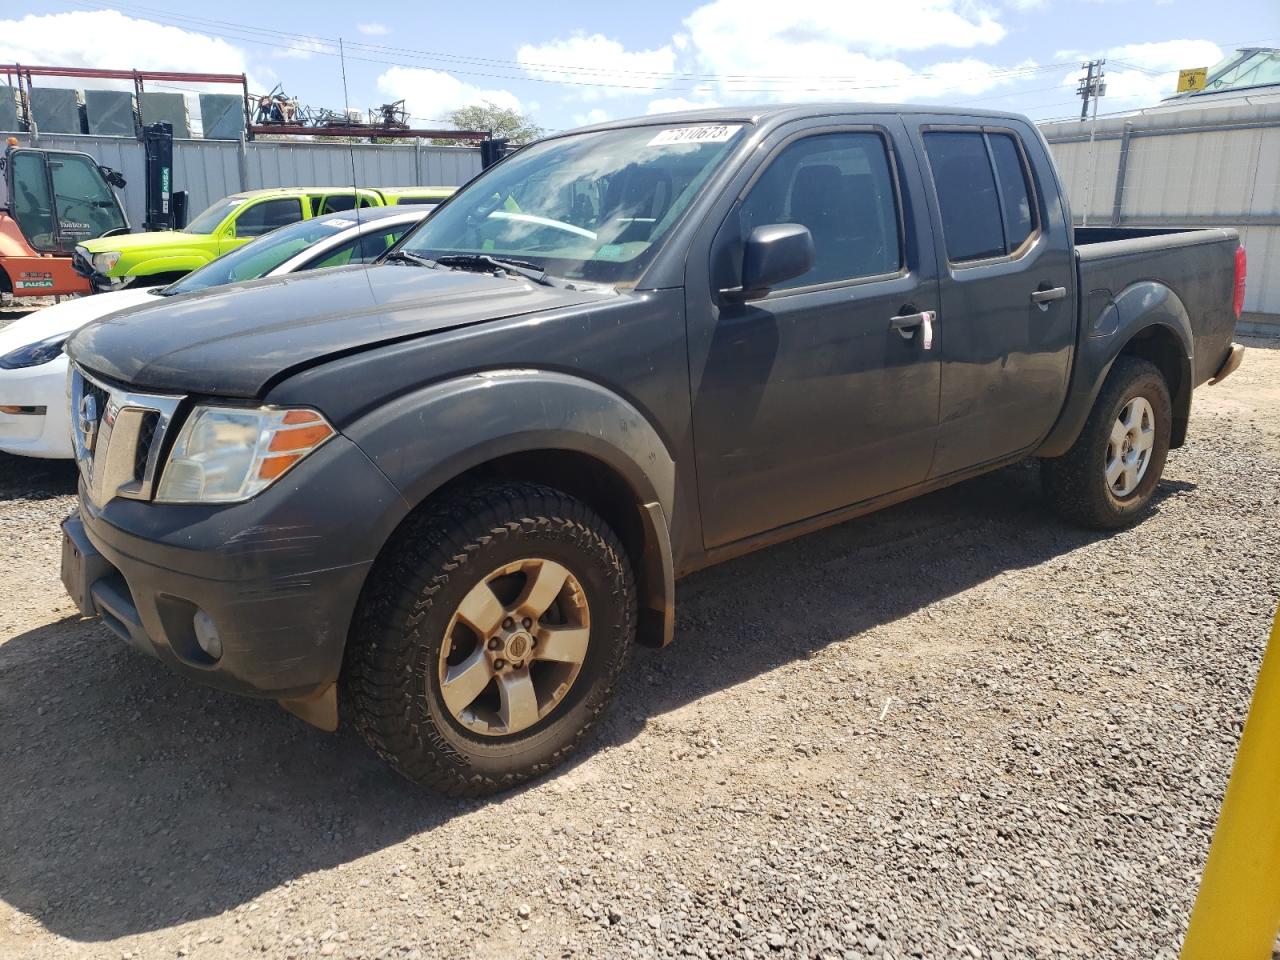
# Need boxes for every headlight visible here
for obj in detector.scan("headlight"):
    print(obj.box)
[0,333,69,369]
[155,405,335,504]
[91,251,122,274]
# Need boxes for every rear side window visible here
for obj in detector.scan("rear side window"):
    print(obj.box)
[924,130,1039,263]
[301,224,412,270]
[317,193,376,214]
[989,134,1034,251]
[236,198,304,238]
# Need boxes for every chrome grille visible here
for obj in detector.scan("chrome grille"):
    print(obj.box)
[70,364,184,506]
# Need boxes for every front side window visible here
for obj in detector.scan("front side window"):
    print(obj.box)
[49,154,126,243]
[184,197,243,235]
[234,198,304,238]
[924,130,1039,264]
[10,152,55,251]
[397,123,747,285]
[735,131,902,290]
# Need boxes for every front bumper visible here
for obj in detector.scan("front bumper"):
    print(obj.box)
[0,356,73,458]
[60,435,408,700]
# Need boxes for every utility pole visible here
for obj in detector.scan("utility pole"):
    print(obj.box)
[1077,59,1106,226]
[1077,58,1106,121]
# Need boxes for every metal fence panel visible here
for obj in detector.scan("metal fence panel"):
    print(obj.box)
[172,140,242,223]
[1042,103,1280,322]
[1122,128,1261,219]
[0,131,481,230]
[1045,137,1121,224]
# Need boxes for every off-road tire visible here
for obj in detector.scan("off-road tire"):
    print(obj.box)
[344,481,635,796]
[1042,356,1172,530]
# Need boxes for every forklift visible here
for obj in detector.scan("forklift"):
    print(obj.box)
[0,138,130,299]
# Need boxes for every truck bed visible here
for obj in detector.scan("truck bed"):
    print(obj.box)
[1073,224,1240,388]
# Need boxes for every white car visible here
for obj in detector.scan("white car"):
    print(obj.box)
[0,207,425,459]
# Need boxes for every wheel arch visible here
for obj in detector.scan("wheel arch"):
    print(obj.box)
[344,370,678,648]
[1038,279,1194,457]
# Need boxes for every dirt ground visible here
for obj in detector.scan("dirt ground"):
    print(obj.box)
[1,339,1277,960]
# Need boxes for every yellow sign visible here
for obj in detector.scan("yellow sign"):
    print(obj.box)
[1177,67,1208,93]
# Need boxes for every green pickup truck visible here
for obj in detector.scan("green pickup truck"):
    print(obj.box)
[74,185,454,289]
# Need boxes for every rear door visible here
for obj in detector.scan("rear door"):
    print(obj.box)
[686,117,943,549]
[907,119,1075,476]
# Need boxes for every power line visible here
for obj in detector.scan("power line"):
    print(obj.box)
[53,0,1081,94]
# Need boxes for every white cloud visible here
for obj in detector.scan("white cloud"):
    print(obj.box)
[517,33,677,100]
[686,0,1006,65]
[272,37,329,60]
[357,22,389,35]
[515,1,1021,112]
[572,108,611,126]
[1055,39,1224,111]
[647,95,721,114]
[0,10,259,88]
[376,66,521,121]
[679,0,1017,104]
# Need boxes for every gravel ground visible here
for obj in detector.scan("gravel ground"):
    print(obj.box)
[1,339,1277,960]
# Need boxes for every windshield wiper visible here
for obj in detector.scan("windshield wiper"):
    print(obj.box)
[384,250,439,268]
[434,253,556,286]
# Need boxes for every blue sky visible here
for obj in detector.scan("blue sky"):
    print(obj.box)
[2,0,1278,133]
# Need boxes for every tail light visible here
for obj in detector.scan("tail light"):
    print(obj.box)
[1233,245,1247,319]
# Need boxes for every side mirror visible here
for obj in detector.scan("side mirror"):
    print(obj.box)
[723,223,815,301]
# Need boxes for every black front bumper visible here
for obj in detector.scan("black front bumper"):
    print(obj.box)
[60,435,409,700]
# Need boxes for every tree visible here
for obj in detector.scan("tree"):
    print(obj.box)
[447,102,544,144]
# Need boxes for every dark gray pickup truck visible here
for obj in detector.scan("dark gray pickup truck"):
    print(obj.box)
[61,104,1246,795]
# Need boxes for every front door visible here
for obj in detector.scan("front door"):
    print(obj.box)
[911,121,1075,476]
[687,121,943,550]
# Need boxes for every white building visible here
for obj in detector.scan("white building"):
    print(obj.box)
[1040,48,1280,334]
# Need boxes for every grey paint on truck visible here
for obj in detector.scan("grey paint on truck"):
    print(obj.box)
[64,103,1242,702]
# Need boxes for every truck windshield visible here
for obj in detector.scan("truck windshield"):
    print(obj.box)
[159,216,356,295]
[397,123,747,285]
[184,197,242,234]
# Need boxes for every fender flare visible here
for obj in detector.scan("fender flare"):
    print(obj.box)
[1038,280,1194,458]
[344,369,678,645]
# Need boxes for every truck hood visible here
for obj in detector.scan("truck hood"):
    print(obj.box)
[78,230,215,254]
[66,263,615,397]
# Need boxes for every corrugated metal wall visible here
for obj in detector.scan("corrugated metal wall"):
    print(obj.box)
[3,132,481,232]
[1040,100,1280,324]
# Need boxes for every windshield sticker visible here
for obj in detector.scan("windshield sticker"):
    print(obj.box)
[322,218,356,228]
[647,124,741,146]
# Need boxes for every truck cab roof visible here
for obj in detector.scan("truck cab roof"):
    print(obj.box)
[571,102,1031,134]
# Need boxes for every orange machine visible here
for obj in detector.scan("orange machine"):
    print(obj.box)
[0,138,128,299]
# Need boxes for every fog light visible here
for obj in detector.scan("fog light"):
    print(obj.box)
[193,609,222,661]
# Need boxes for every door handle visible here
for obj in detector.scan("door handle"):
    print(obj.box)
[890,310,935,350]
[1030,286,1067,305]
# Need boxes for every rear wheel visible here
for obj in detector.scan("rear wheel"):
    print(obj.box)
[345,482,635,796]
[1042,356,1172,530]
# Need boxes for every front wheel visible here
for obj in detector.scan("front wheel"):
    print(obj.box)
[345,482,636,796]
[1042,356,1173,530]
